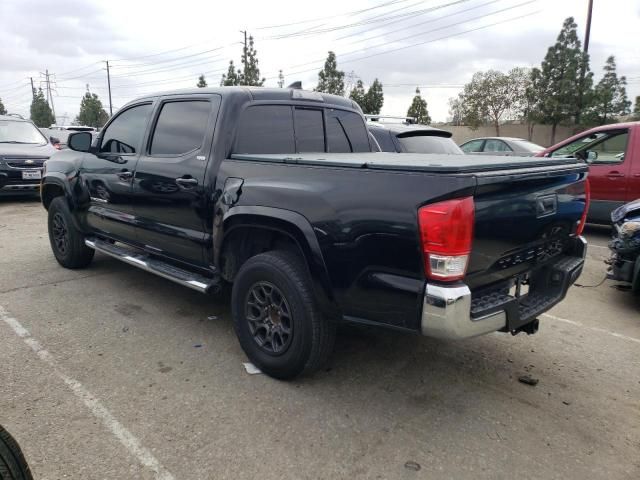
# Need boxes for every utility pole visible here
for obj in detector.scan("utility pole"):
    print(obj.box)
[45,69,56,121]
[576,0,594,125]
[30,77,35,100]
[240,30,247,83]
[105,60,113,116]
[584,0,593,53]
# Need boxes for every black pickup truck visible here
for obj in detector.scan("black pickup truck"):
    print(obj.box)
[41,86,589,379]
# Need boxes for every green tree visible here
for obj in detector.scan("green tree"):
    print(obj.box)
[530,17,593,143]
[362,78,384,114]
[75,90,109,128]
[316,51,344,95]
[348,78,384,114]
[458,69,525,135]
[30,88,55,127]
[220,60,241,86]
[277,70,285,88]
[197,74,208,88]
[587,56,631,125]
[0,97,6,115]
[633,96,640,120]
[407,87,431,124]
[348,79,366,108]
[448,96,463,126]
[240,36,265,86]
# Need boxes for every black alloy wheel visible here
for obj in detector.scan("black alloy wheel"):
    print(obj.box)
[51,212,69,256]
[245,281,294,355]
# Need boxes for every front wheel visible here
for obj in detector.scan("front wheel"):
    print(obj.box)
[47,196,94,269]
[0,425,33,480]
[231,250,335,380]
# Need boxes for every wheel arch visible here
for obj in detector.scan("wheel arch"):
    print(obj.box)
[219,206,340,319]
[41,175,71,210]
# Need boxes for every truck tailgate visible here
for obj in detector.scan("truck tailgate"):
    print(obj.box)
[466,163,588,291]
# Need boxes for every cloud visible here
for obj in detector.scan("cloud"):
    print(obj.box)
[1,0,638,121]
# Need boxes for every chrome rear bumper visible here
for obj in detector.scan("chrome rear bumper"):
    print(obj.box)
[421,284,506,339]
[421,236,587,340]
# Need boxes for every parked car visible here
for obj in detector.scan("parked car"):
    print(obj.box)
[460,137,545,156]
[368,122,463,154]
[0,114,56,196]
[41,126,97,150]
[41,86,588,380]
[607,198,640,294]
[537,121,640,224]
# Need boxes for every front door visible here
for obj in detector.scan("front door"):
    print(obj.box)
[132,95,221,267]
[82,102,153,241]
[551,128,631,223]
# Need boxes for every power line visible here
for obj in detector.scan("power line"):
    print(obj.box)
[339,0,504,46]
[268,1,537,76]
[265,9,540,80]
[264,0,473,39]
[255,0,414,30]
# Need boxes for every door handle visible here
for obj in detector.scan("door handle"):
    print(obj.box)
[117,169,133,180]
[175,177,198,188]
[633,173,640,178]
[606,172,625,178]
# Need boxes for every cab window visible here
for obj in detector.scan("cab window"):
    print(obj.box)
[100,104,152,154]
[150,100,215,156]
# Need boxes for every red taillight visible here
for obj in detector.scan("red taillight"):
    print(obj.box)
[418,196,474,281]
[576,179,590,236]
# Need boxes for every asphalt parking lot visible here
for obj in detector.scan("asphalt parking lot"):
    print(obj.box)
[1,197,638,480]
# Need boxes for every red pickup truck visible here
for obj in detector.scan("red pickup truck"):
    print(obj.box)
[537,121,640,224]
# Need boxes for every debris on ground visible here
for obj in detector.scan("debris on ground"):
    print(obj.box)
[518,374,539,386]
[243,362,262,375]
[193,344,203,348]
[207,315,218,321]
[562,400,572,405]
[404,461,421,471]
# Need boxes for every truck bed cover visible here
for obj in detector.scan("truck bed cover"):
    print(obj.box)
[230,152,582,174]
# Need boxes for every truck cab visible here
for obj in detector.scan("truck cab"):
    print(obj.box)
[538,121,640,224]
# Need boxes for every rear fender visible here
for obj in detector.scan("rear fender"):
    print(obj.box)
[219,206,340,319]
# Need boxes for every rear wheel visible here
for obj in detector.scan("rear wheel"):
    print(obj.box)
[0,425,33,480]
[47,196,94,269]
[231,250,335,380]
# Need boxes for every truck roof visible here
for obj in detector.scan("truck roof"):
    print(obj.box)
[128,86,359,110]
[230,152,584,173]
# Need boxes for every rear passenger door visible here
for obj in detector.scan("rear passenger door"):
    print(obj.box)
[132,94,221,266]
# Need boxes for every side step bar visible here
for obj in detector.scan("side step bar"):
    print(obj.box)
[85,238,218,293]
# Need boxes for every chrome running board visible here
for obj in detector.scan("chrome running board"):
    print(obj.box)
[85,238,217,293]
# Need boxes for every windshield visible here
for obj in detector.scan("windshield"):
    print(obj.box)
[510,139,544,152]
[0,120,48,145]
[398,134,463,154]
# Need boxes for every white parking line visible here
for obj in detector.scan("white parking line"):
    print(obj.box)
[542,313,640,344]
[0,306,175,480]
[588,244,609,251]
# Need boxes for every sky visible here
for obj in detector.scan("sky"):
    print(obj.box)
[1,0,639,124]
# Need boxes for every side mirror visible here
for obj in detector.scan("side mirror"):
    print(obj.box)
[586,150,598,162]
[68,131,92,152]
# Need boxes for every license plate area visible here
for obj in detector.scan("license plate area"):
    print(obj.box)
[22,170,42,180]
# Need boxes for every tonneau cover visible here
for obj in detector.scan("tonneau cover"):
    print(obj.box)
[230,152,581,174]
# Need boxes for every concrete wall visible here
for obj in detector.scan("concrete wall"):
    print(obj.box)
[440,124,581,147]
